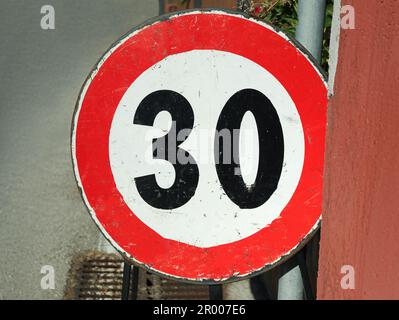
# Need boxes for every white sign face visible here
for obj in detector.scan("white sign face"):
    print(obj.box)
[73,10,327,282]
[109,50,305,247]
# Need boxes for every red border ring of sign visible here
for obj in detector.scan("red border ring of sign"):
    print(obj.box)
[71,9,328,283]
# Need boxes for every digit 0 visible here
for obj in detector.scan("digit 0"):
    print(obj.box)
[215,89,284,209]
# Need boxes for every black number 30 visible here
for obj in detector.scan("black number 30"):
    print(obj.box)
[133,89,284,210]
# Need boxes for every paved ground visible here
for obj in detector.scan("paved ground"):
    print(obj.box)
[0,0,158,299]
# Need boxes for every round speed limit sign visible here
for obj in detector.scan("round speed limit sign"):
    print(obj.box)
[72,10,327,282]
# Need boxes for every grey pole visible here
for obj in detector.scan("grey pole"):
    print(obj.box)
[277,0,327,300]
[295,0,327,63]
[277,265,304,300]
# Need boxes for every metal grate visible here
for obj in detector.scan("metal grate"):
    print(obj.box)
[65,251,210,300]
[137,271,209,300]
[64,251,124,300]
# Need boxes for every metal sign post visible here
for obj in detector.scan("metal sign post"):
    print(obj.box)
[277,0,327,300]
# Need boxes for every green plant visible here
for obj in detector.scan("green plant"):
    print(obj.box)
[253,0,299,36]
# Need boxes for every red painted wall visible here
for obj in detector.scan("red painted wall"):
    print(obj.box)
[317,0,399,299]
